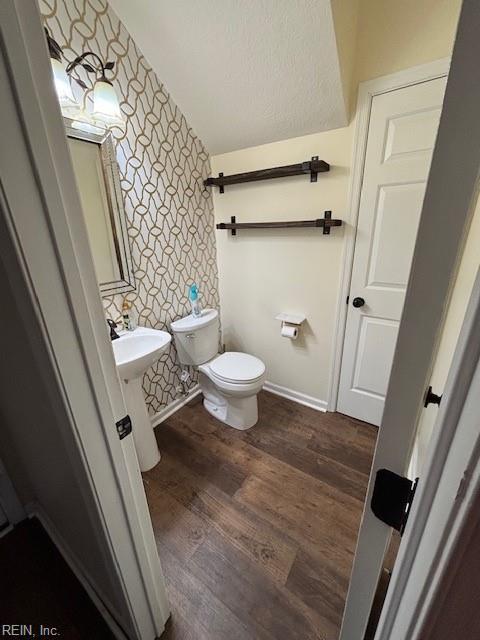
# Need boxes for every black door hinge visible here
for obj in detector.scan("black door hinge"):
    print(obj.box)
[424,385,442,407]
[116,414,132,440]
[371,469,418,534]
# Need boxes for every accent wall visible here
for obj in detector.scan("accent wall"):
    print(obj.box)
[40,0,220,416]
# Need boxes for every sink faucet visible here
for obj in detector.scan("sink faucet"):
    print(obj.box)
[107,318,120,341]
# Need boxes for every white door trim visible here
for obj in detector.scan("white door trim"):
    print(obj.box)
[0,2,169,638]
[328,57,450,412]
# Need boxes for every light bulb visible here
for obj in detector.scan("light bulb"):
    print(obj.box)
[50,58,81,118]
[92,79,124,129]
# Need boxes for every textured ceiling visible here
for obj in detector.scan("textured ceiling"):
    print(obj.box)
[108,0,348,154]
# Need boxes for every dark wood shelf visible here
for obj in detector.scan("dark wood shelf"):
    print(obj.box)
[204,156,330,193]
[216,212,342,236]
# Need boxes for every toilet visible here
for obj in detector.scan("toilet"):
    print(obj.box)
[170,309,266,430]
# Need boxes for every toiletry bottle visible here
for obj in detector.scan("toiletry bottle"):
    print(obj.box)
[122,299,135,331]
[189,284,201,317]
[130,306,137,330]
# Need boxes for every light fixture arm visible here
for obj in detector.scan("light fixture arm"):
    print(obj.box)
[44,28,62,62]
[66,51,115,85]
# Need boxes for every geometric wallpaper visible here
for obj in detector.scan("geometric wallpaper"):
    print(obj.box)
[41,0,220,415]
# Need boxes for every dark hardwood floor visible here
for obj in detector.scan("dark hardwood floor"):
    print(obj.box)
[143,390,377,640]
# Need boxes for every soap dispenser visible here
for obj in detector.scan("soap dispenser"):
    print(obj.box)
[189,284,201,317]
[122,299,136,331]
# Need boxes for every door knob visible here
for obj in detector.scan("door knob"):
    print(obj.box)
[352,297,365,308]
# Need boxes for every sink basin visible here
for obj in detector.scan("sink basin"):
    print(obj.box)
[111,326,171,472]
[112,326,171,381]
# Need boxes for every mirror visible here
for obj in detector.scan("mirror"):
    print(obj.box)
[65,120,135,295]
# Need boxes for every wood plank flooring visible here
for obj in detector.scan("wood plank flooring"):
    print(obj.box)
[143,390,377,640]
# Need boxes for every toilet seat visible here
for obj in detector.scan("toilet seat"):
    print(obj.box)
[170,308,265,430]
[208,352,265,385]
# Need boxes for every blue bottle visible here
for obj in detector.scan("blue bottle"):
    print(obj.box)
[189,283,201,317]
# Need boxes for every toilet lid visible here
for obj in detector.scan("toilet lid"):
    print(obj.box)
[209,352,265,384]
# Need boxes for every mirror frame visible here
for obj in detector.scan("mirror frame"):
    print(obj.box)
[65,120,135,296]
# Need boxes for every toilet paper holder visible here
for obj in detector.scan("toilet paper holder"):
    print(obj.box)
[276,312,306,326]
[276,313,306,339]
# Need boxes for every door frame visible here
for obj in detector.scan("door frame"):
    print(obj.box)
[376,267,480,638]
[0,1,169,637]
[340,0,480,636]
[328,57,450,413]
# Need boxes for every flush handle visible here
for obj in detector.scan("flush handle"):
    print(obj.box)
[186,333,196,339]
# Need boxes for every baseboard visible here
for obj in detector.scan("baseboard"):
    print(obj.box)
[28,505,129,640]
[263,381,328,412]
[150,381,326,420]
[151,385,202,428]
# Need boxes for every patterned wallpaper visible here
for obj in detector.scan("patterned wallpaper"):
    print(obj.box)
[40,0,220,415]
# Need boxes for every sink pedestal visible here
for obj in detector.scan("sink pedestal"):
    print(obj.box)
[121,377,160,472]
[111,326,171,472]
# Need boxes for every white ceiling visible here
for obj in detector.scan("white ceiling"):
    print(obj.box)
[108,0,348,155]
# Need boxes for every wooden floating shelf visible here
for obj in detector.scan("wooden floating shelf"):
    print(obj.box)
[204,156,330,193]
[216,212,342,236]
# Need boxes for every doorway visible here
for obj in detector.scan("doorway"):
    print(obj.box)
[4,0,479,638]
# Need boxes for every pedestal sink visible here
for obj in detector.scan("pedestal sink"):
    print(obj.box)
[112,327,171,471]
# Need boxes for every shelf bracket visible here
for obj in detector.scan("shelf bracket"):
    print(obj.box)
[311,156,319,183]
[323,210,332,235]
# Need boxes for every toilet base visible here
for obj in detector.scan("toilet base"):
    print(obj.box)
[203,396,258,430]
[199,372,259,430]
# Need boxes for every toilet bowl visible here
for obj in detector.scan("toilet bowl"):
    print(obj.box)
[170,309,266,430]
[199,351,265,429]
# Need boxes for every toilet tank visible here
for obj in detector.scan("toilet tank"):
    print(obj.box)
[170,309,219,365]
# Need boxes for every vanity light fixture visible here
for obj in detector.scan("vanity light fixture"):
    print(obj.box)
[44,28,125,132]
[92,77,124,128]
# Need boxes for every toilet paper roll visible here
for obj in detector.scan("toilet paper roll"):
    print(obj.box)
[281,323,298,340]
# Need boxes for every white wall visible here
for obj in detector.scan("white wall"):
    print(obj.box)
[331,0,360,116]
[212,0,461,407]
[355,0,461,82]
[212,126,354,404]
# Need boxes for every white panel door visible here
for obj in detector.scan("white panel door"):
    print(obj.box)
[338,77,447,425]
